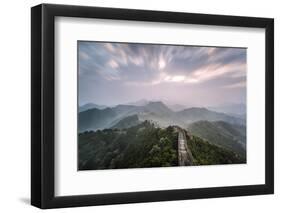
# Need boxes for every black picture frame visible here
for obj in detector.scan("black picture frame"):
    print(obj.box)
[31,3,274,209]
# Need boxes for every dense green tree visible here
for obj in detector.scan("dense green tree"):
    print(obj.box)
[79,121,178,170]
[78,121,244,170]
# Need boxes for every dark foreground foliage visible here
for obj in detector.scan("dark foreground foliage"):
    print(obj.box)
[79,121,178,170]
[185,131,245,165]
[79,121,245,170]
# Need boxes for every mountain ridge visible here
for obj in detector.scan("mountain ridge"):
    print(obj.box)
[79,103,107,112]
[187,120,246,158]
[78,101,245,132]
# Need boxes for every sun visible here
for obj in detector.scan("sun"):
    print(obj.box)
[158,59,166,70]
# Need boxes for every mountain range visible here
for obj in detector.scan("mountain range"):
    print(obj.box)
[207,103,246,116]
[79,103,107,112]
[78,101,245,132]
[78,101,246,163]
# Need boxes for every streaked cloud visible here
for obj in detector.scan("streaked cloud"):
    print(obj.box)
[223,80,246,89]
[107,59,119,69]
[78,41,246,106]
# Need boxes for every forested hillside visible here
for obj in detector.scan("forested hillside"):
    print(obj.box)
[79,121,178,170]
[79,121,244,170]
[188,120,246,158]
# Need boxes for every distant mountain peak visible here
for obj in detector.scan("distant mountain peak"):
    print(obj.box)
[147,101,165,106]
[79,102,107,112]
[207,103,246,115]
[182,107,209,112]
[125,99,149,106]
[145,101,172,111]
[115,104,134,107]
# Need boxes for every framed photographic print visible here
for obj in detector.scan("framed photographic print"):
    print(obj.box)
[31,4,274,209]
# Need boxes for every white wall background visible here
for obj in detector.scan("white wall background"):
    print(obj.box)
[0,0,279,212]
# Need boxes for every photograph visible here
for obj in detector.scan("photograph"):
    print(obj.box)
[30,3,274,209]
[78,41,247,171]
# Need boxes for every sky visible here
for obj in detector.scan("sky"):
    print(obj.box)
[78,41,246,107]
